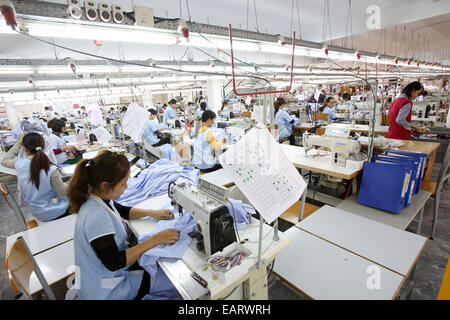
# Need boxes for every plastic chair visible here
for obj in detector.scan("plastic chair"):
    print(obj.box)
[0,183,38,230]
[430,144,450,239]
[5,237,56,300]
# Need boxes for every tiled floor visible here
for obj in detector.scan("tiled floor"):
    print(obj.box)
[0,163,449,300]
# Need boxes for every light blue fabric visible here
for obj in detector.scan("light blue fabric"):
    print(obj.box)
[74,197,143,300]
[206,101,211,110]
[163,106,174,126]
[143,119,160,146]
[225,198,255,230]
[212,127,226,140]
[222,106,231,113]
[290,115,300,126]
[197,109,204,120]
[141,265,180,300]
[63,135,76,142]
[49,133,68,164]
[138,211,195,278]
[158,144,178,161]
[322,106,337,124]
[15,157,68,221]
[275,109,292,139]
[116,159,199,207]
[12,126,22,141]
[192,127,217,170]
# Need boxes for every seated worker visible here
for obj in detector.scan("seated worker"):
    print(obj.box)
[163,99,176,127]
[319,97,337,124]
[143,109,170,147]
[46,118,56,135]
[1,133,69,222]
[274,97,295,144]
[49,119,79,165]
[68,151,179,300]
[192,110,225,173]
[220,100,234,120]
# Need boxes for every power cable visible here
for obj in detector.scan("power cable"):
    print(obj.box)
[296,0,303,40]
[14,30,271,83]
[253,0,260,33]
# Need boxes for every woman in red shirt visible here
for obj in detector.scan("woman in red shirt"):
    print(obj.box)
[386,81,426,140]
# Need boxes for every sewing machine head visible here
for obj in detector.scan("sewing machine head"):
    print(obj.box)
[168,180,237,256]
[302,132,361,167]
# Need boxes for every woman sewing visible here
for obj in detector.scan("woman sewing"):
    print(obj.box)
[386,81,427,140]
[69,151,179,300]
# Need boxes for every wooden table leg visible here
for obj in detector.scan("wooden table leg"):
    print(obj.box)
[423,149,437,182]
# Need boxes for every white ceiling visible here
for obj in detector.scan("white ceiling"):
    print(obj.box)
[2,0,450,64]
[29,0,450,42]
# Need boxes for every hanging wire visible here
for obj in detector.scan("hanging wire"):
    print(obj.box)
[185,0,191,21]
[326,0,333,46]
[14,30,272,84]
[253,0,260,33]
[246,0,249,31]
[289,0,294,38]
[296,0,303,40]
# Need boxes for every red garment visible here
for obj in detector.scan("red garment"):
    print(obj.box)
[386,97,412,140]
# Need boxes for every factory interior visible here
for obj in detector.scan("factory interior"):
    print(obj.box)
[0,0,449,302]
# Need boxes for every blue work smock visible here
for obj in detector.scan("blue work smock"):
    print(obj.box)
[15,157,68,222]
[74,195,143,300]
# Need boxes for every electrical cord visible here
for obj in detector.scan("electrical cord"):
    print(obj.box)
[14,30,272,83]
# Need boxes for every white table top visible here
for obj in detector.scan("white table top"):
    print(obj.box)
[336,191,432,230]
[279,144,361,179]
[30,240,75,295]
[325,123,389,133]
[6,214,75,256]
[200,169,234,187]
[273,227,404,300]
[0,154,16,176]
[130,195,290,300]
[297,205,428,277]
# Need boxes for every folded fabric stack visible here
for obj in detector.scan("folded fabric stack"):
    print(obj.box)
[116,159,199,207]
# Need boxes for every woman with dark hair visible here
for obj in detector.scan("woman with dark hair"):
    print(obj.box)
[68,151,178,300]
[386,81,426,140]
[49,119,76,164]
[274,97,295,143]
[319,96,337,124]
[1,133,69,222]
[192,110,224,172]
[197,102,207,120]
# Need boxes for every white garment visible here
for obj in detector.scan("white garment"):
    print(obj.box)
[122,103,150,143]
[93,126,113,144]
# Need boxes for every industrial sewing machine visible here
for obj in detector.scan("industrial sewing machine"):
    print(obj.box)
[159,128,186,144]
[168,179,238,256]
[302,132,361,167]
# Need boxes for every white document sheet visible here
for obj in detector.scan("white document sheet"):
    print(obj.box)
[218,123,306,224]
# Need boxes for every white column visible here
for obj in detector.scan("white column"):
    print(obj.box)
[142,89,153,108]
[5,101,19,128]
[206,79,223,113]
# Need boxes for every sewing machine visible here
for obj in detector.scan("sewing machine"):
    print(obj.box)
[302,132,361,167]
[159,128,186,144]
[168,180,237,256]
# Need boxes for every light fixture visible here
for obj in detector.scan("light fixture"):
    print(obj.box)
[178,19,189,40]
[0,0,17,29]
[277,35,286,46]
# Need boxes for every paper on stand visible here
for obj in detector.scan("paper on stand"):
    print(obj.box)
[218,123,306,224]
